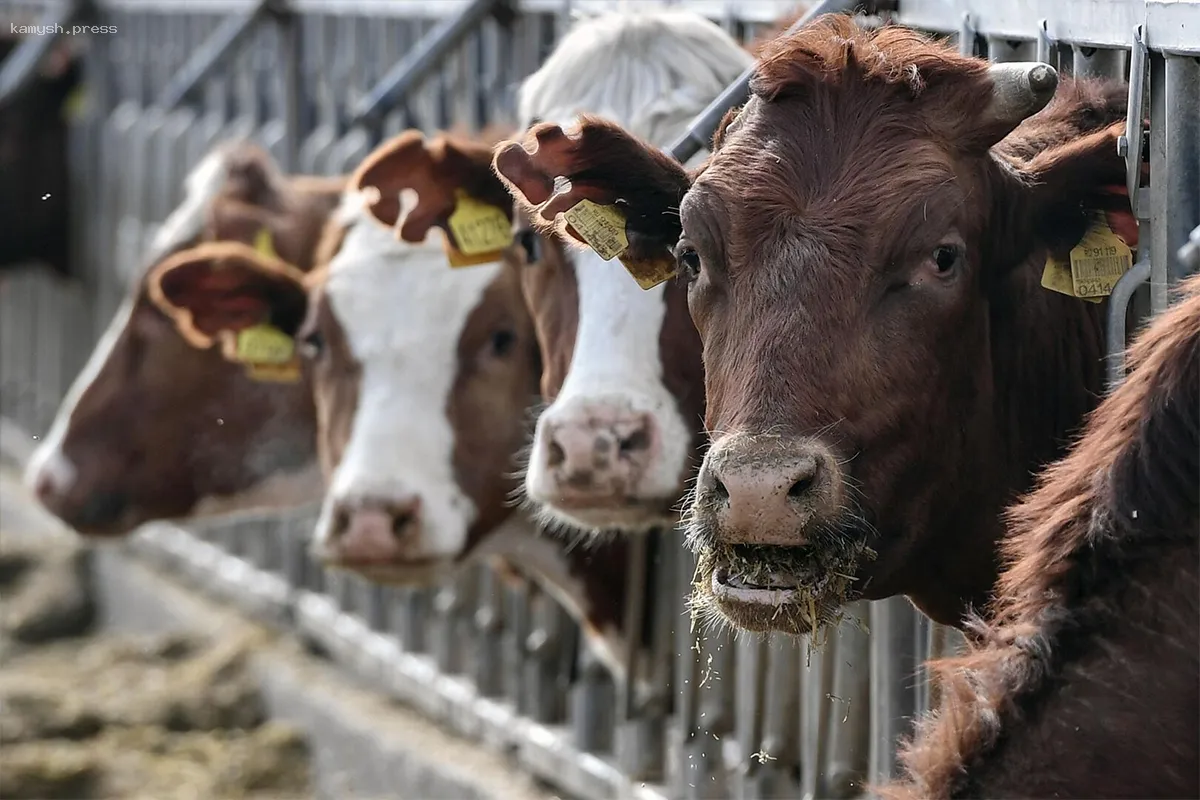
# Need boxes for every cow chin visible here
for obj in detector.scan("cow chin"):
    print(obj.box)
[529,494,679,536]
[686,518,877,636]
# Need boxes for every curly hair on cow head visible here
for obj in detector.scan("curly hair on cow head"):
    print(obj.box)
[750,14,990,103]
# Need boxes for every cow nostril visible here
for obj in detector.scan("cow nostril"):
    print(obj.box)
[392,511,413,537]
[333,507,350,538]
[788,475,815,498]
[618,427,650,456]
[547,440,566,467]
[710,476,729,502]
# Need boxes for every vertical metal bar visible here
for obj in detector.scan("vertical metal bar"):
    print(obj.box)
[868,597,920,785]
[1149,53,1200,312]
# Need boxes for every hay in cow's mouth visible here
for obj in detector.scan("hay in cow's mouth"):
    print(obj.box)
[690,538,875,639]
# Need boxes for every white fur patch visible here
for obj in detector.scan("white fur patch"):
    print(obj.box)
[517,11,748,531]
[310,203,503,561]
[525,250,691,515]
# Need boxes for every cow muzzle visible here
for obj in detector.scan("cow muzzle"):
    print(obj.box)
[686,432,874,635]
[312,494,454,585]
[525,395,677,531]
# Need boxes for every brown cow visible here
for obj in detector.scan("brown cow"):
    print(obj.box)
[149,131,638,677]
[504,9,753,534]
[884,273,1199,800]
[24,142,342,534]
[0,33,80,278]
[494,15,1140,632]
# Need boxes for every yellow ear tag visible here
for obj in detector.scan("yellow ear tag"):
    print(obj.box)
[442,191,512,268]
[563,199,677,290]
[234,323,301,384]
[253,227,279,261]
[1042,213,1133,304]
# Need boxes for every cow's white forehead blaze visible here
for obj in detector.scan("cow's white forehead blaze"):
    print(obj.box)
[311,199,504,560]
[24,148,232,502]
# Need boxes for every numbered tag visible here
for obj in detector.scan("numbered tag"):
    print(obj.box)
[447,191,512,254]
[235,323,295,365]
[563,200,677,289]
[1042,213,1133,303]
[254,227,279,261]
[564,199,629,261]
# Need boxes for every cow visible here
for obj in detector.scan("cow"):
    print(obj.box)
[503,9,753,535]
[0,32,81,279]
[883,273,1199,800]
[493,15,1140,633]
[24,142,342,535]
[148,130,639,677]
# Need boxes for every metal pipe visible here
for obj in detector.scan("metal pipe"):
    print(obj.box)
[667,0,859,163]
[0,0,90,107]
[349,0,509,129]
[1106,258,1152,389]
[156,0,277,111]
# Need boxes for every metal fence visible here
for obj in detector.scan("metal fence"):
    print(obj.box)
[1,1,1197,798]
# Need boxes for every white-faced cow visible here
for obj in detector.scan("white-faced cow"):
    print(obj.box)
[885,273,1199,800]
[494,15,1141,633]
[25,142,342,534]
[503,10,753,534]
[149,130,637,676]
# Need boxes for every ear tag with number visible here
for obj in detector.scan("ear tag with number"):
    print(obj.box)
[563,199,677,290]
[234,323,301,384]
[1042,213,1133,304]
[443,191,512,268]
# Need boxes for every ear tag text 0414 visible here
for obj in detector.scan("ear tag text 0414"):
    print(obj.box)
[563,199,676,290]
[235,323,301,384]
[1041,213,1133,304]
[443,191,512,268]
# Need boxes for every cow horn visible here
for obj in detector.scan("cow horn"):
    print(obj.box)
[983,62,1059,131]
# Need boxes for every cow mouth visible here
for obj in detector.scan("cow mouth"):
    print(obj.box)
[694,540,873,636]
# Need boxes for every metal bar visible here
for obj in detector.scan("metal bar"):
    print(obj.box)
[1149,53,1200,312]
[1119,25,1148,219]
[349,0,509,128]
[156,0,276,111]
[667,0,859,163]
[1106,258,1152,389]
[0,0,90,107]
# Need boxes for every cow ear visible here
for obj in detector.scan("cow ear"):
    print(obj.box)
[351,130,512,245]
[492,115,692,260]
[147,242,309,352]
[1012,121,1140,256]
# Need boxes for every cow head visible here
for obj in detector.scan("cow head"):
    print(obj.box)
[24,143,338,535]
[151,131,541,584]
[495,16,1138,632]
[497,9,752,535]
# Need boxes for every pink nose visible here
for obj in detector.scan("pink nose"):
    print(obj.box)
[536,402,657,500]
[326,498,422,565]
[694,435,839,547]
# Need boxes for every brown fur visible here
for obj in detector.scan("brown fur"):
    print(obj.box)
[31,144,341,535]
[493,15,1140,630]
[884,274,1200,799]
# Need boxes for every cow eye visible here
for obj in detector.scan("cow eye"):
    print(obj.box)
[675,242,702,282]
[490,329,516,358]
[515,229,541,264]
[932,244,963,276]
[299,330,324,360]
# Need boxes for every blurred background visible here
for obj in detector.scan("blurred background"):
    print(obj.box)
[0,1,1196,798]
